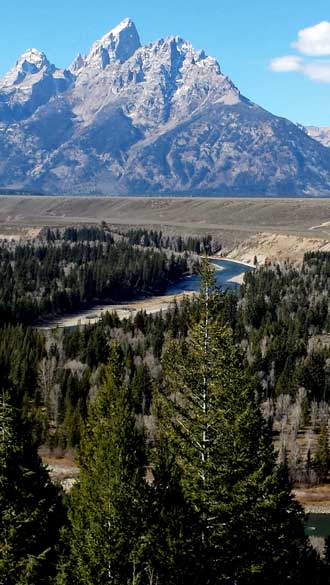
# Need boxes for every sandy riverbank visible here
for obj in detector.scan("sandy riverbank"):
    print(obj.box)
[42,447,330,514]
[213,256,256,269]
[38,258,252,330]
[227,273,246,285]
[294,485,330,514]
[38,291,196,330]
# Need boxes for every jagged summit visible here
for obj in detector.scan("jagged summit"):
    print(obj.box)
[110,17,137,37]
[69,53,86,73]
[84,18,141,69]
[1,21,330,196]
[306,126,330,148]
[0,47,73,121]
[0,48,52,88]
[16,48,49,70]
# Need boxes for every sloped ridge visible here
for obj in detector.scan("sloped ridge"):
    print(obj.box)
[0,19,330,196]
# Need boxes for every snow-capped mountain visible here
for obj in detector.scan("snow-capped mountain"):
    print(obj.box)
[1,18,330,196]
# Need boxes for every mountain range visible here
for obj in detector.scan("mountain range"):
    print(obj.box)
[1,18,330,196]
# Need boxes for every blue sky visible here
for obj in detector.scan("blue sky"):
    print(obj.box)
[1,0,330,126]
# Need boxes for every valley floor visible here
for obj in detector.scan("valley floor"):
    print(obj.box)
[2,196,330,253]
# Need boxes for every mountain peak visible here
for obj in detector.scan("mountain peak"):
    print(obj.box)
[0,48,52,89]
[85,18,141,70]
[17,48,49,70]
[2,22,330,197]
[110,17,136,36]
[69,53,86,73]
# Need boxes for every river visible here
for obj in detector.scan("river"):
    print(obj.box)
[39,258,254,330]
[166,258,254,295]
[306,514,330,540]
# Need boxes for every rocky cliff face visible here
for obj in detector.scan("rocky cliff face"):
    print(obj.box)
[306,126,330,149]
[0,48,74,122]
[1,18,330,196]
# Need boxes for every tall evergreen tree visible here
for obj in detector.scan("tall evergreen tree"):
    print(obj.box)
[313,425,330,482]
[0,393,63,585]
[145,438,201,585]
[62,345,149,585]
[159,260,320,584]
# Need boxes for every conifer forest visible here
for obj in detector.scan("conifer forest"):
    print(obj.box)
[2,225,330,583]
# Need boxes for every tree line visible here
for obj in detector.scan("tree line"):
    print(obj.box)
[0,238,188,324]
[123,228,220,255]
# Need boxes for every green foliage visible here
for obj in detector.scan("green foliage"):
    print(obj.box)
[0,239,187,324]
[2,242,330,581]
[130,363,152,415]
[62,226,114,243]
[62,345,149,584]
[124,228,218,255]
[0,394,64,584]
[146,440,201,585]
[313,426,330,482]
[0,325,44,405]
[157,262,318,584]
[239,253,330,402]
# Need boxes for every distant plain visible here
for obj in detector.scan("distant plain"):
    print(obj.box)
[2,196,330,248]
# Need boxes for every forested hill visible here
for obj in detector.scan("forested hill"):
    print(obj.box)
[0,229,188,324]
[237,252,330,483]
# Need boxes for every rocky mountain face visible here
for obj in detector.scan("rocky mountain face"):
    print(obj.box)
[1,18,330,196]
[306,126,330,149]
[0,49,74,122]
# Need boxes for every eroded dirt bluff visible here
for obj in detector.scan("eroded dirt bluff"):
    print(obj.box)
[228,232,330,265]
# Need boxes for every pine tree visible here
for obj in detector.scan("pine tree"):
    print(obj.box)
[159,260,320,584]
[323,536,330,578]
[145,437,201,585]
[62,344,149,585]
[313,425,330,482]
[130,364,152,415]
[0,393,63,585]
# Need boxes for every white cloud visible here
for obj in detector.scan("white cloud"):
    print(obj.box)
[269,55,330,84]
[303,61,330,83]
[292,21,330,56]
[269,55,303,72]
[269,21,330,83]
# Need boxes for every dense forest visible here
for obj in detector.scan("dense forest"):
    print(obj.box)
[122,227,220,255]
[0,227,188,324]
[2,229,330,583]
[238,252,330,483]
